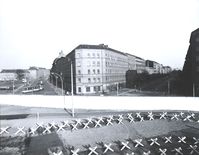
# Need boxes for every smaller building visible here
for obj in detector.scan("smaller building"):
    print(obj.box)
[162,66,172,74]
[28,67,50,80]
[1,69,29,81]
[0,73,17,81]
[135,56,146,73]
[145,60,171,74]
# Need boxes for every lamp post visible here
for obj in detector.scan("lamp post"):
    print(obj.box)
[51,72,64,96]
[51,72,65,109]
[168,80,170,95]
[67,58,75,117]
[71,62,74,117]
[116,82,119,96]
[12,80,15,95]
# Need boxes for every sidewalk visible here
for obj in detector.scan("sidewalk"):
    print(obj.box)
[46,80,63,95]
[14,83,25,93]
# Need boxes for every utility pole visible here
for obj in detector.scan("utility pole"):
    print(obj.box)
[71,62,74,117]
[168,80,170,95]
[12,80,15,95]
[193,83,195,97]
[117,83,119,96]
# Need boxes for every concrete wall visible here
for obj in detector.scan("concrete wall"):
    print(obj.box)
[0,95,199,111]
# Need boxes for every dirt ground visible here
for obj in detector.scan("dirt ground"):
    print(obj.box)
[1,105,199,155]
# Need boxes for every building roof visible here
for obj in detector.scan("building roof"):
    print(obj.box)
[125,53,145,60]
[75,44,127,56]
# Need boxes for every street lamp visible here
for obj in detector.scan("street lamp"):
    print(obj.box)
[12,80,15,95]
[116,82,119,96]
[70,62,74,117]
[51,72,65,110]
[51,72,64,95]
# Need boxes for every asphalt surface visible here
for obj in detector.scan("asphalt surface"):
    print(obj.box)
[0,78,58,95]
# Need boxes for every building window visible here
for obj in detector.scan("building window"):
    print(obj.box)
[98,86,101,91]
[88,78,91,83]
[97,69,100,74]
[97,53,100,57]
[87,61,91,67]
[93,69,95,74]
[88,69,90,74]
[86,87,90,92]
[98,78,100,82]
[92,53,95,57]
[87,53,90,57]
[78,87,81,92]
[92,61,96,66]
[106,77,108,81]
[77,53,80,58]
[93,78,96,83]
[78,70,81,74]
[77,61,81,67]
[94,86,96,91]
[97,61,100,66]
[78,78,81,83]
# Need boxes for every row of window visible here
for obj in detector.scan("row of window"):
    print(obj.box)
[87,61,100,67]
[78,86,101,93]
[77,77,101,83]
[77,69,100,74]
[76,53,101,58]
[77,61,101,67]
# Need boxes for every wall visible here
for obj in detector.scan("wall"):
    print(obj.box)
[0,95,198,111]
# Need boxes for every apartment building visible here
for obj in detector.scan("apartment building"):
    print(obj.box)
[51,44,172,94]
[51,44,129,94]
[145,60,171,74]
[135,56,146,73]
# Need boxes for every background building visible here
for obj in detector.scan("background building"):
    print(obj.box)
[135,56,146,73]
[51,44,172,95]
[28,67,50,80]
[0,69,29,81]
[182,28,199,96]
[0,72,17,81]
[125,53,136,71]
[145,60,172,74]
[51,44,129,94]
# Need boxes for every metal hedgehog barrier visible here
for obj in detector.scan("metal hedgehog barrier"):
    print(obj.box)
[47,135,199,155]
[1,111,199,155]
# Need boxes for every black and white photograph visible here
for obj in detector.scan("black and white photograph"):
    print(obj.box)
[0,0,199,154]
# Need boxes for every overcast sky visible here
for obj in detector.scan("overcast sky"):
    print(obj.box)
[0,0,199,70]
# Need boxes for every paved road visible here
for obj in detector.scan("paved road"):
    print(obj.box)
[14,79,58,95]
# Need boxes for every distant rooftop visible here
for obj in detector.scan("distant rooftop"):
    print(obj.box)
[1,69,29,73]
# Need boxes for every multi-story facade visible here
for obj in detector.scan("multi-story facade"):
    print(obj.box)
[125,53,136,70]
[182,28,199,96]
[0,73,17,81]
[162,66,172,74]
[135,56,146,73]
[51,44,172,94]
[51,44,129,94]
[145,60,171,74]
